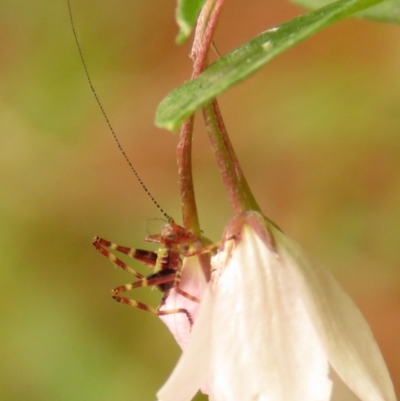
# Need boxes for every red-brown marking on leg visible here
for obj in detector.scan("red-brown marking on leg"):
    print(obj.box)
[112,295,193,325]
[173,270,201,303]
[93,237,144,279]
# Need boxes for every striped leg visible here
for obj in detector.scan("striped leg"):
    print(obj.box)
[93,236,159,278]
[112,271,194,325]
[113,295,194,326]
[184,241,222,258]
[173,270,201,303]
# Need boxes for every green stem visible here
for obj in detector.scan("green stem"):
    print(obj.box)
[203,100,261,215]
[177,116,199,234]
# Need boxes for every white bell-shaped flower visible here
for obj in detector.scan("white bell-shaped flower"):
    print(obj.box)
[158,211,396,401]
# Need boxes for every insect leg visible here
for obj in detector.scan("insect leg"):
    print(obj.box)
[112,272,193,325]
[93,236,159,278]
[172,269,201,303]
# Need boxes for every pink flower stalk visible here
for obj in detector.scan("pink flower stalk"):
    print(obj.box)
[158,211,397,401]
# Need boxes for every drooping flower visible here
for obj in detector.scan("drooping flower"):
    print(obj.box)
[158,211,397,401]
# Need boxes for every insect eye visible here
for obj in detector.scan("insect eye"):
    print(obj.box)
[166,233,177,241]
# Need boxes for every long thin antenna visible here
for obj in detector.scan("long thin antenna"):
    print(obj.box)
[67,0,173,223]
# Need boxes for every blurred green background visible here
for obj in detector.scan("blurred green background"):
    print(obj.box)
[1,1,399,400]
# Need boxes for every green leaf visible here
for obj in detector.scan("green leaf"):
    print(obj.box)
[292,0,400,24]
[175,0,207,44]
[157,0,387,131]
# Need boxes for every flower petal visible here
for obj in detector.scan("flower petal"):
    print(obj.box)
[275,227,397,401]
[158,255,207,350]
[158,211,396,401]
[330,368,363,401]
[208,225,332,401]
[157,284,213,401]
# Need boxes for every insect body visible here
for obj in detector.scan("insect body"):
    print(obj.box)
[93,218,204,327]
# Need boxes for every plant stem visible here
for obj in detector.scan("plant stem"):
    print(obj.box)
[177,0,225,235]
[177,117,198,232]
[203,100,261,215]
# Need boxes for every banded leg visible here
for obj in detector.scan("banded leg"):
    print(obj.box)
[184,241,222,258]
[173,269,201,303]
[112,270,194,325]
[93,236,159,279]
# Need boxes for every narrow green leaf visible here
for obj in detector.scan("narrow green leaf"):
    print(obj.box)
[292,0,400,24]
[157,0,386,131]
[176,0,207,44]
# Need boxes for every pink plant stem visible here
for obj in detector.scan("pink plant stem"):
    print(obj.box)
[177,0,226,235]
